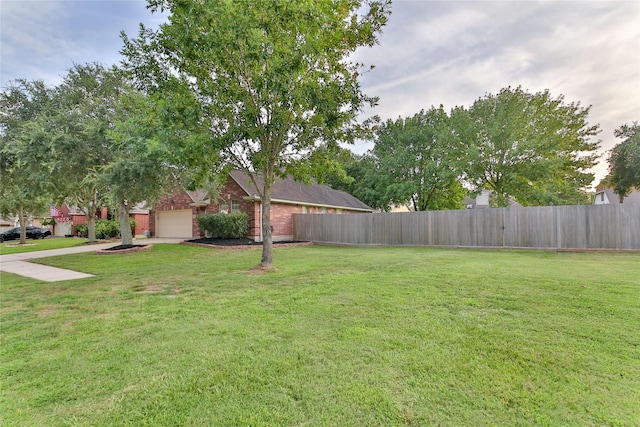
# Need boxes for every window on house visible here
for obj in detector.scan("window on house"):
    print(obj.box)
[219,201,228,214]
[231,200,240,212]
[600,193,604,202]
[302,206,308,214]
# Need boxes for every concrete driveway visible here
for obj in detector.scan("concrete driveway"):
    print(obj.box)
[0,238,183,282]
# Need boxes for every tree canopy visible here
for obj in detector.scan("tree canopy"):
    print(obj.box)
[372,107,466,211]
[450,86,600,207]
[608,122,640,201]
[122,0,391,267]
[328,88,600,211]
[45,63,131,242]
[322,147,389,211]
[1,64,183,246]
[0,80,57,243]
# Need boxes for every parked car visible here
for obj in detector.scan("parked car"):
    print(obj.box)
[0,226,52,242]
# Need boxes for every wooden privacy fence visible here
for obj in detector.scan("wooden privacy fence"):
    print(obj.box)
[293,204,640,250]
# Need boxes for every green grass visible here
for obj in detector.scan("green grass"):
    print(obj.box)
[1,245,639,426]
[0,237,89,254]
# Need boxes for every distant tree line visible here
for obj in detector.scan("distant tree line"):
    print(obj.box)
[326,86,637,211]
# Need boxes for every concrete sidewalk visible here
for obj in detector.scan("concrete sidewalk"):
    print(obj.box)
[0,238,183,282]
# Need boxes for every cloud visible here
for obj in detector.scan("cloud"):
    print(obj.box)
[0,0,163,87]
[1,1,70,85]
[352,0,640,182]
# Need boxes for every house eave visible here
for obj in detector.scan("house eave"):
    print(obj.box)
[189,200,210,208]
[242,196,373,212]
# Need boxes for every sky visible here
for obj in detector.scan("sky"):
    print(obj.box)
[2,0,639,185]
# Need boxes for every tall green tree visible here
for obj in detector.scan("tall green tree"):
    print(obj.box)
[104,89,207,246]
[0,80,56,244]
[373,106,466,211]
[47,63,131,242]
[121,0,390,267]
[451,86,600,207]
[608,122,640,201]
[40,64,184,246]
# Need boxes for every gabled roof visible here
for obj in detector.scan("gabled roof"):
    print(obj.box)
[595,187,640,204]
[229,170,374,212]
[186,188,210,206]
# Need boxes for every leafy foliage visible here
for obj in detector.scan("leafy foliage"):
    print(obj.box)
[322,148,387,211]
[450,86,600,207]
[0,79,57,243]
[121,0,391,267]
[373,107,466,211]
[197,213,249,239]
[73,219,136,239]
[45,63,130,242]
[608,122,640,201]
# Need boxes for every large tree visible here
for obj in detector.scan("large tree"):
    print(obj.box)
[104,88,210,246]
[45,63,132,242]
[121,0,390,267]
[34,64,184,246]
[0,80,57,244]
[451,86,600,207]
[608,122,640,201]
[372,106,466,211]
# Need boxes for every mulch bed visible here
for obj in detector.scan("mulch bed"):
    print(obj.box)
[182,238,312,249]
[96,244,153,255]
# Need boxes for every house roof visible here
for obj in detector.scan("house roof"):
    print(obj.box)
[595,187,640,204]
[229,170,374,212]
[186,188,211,206]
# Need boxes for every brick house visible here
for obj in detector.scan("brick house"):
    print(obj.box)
[150,170,374,240]
[48,204,150,237]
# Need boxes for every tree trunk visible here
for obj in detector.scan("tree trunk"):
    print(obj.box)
[87,206,97,242]
[87,189,98,242]
[260,181,273,269]
[259,164,277,269]
[18,202,27,245]
[118,201,133,246]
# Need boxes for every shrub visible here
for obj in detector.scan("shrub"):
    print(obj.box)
[197,213,249,239]
[73,218,137,239]
[95,219,120,239]
[73,223,88,237]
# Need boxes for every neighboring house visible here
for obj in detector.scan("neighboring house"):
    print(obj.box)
[390,204,411,213]
[593,187,640,205]
[0,216,16,233]
[50,204,150,237]
[464,189,522,209]
[150,170,374,240]
[1,215,47,233]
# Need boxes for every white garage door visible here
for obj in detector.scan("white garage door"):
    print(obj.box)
[156,210,193,238]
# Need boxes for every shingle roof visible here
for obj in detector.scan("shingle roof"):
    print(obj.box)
[229,170,374,212]
[596,187,640,204]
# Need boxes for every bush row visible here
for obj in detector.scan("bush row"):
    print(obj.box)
[73,218,136,239]
[197,213,249,239]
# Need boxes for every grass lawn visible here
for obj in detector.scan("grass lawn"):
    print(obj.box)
[1,245,638,426]
[0,237,89,255]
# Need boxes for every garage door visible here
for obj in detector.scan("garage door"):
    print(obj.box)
[156,210,193,238]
